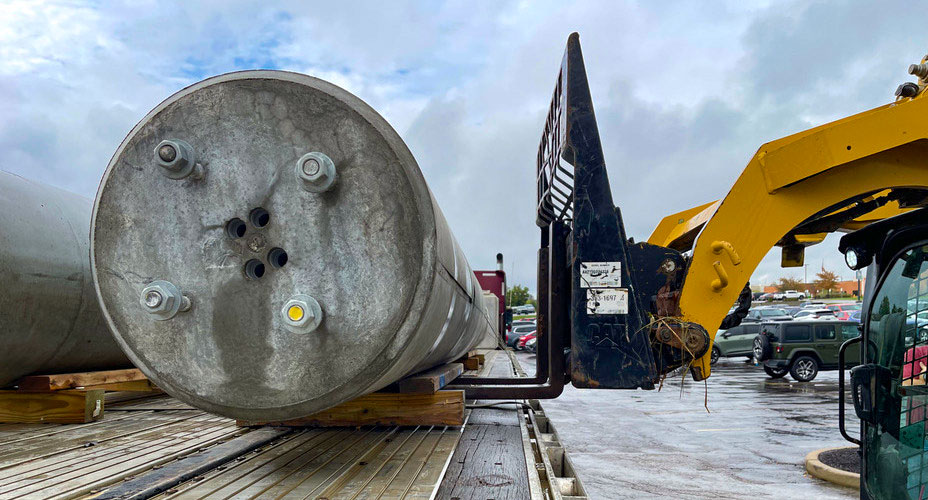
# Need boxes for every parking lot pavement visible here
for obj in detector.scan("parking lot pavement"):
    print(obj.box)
[516,352,859,499]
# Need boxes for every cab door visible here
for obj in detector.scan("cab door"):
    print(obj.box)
[813,324,839,367]
[855,244,928,499]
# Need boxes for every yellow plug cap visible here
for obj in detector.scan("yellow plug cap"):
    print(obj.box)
[287,305,305,322]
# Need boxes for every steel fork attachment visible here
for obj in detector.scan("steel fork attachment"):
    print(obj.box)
[450,33,707,398]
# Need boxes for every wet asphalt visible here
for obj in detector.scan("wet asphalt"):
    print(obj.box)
[516,352,859,499]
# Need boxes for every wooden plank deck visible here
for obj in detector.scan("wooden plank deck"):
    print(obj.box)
[148,425,462,499]
[437,351,531,500]
[0,401,244,499]
[0,349,584,499]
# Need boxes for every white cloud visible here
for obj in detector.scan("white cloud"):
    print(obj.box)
[0,0,920,297]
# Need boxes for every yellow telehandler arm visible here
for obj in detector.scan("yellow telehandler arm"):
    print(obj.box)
[667,78,928,380]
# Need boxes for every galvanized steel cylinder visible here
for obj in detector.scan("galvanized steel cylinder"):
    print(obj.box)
[92,71,493,421]
[0,171,130,387]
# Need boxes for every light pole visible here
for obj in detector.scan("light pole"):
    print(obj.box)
[856,269,863,301]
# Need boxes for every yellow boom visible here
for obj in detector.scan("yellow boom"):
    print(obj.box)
[665,80,928,380]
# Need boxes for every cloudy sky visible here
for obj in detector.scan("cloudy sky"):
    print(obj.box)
[1,0,922,294]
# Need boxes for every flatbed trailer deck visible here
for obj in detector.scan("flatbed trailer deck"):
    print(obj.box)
[0,349,586,500]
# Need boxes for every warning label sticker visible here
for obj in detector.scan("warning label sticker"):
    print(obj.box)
[580,262,622,288]
[586,288,629,315]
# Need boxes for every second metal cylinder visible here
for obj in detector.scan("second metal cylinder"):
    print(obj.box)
[0,171,130,386]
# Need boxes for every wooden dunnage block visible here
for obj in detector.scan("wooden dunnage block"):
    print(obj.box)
[397,363,464,394]
[85,379,161,392]
[16,368,147,391]
[459,356,480,371]
[239,390,465,427]
[0,389,105,423]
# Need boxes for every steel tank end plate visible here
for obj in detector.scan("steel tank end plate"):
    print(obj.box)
[91,71,438,421]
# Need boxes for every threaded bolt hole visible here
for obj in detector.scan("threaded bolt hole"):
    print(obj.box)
[244,259,266,280]
[226,218,247,239]
[268,248,288,269]
[250,207,270,228]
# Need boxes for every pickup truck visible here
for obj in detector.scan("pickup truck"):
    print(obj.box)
[783,290,806,300]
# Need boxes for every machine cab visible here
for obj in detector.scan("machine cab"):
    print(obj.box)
[839,207,928,499]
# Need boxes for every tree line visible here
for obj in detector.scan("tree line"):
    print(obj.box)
[775,267,844,297]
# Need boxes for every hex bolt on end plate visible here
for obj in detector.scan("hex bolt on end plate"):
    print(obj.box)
[155,139,201,180]
[140,280,188,320]
[296,152,337,193]
[281,294,324,334]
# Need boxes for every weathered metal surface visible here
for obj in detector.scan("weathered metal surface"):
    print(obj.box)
[91,71,494,421]
[0,171,130,387]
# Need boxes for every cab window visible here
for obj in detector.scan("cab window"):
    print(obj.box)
[783,325,811,342]
[760,308,787,317]
[762,324,781,341]
[814,325,836,340]
[841,324,860,340]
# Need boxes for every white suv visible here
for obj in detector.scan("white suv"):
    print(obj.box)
[783,290,806,299]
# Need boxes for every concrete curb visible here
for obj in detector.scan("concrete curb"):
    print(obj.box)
[805,447,859,489]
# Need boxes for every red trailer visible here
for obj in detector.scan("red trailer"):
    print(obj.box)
[475,253,507,341]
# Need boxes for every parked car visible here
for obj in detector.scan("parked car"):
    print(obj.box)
[799,300,827,309]
[771,292,785,300]
[783,290,806,300]
[509,320,534,330]
[827,303,862,320]
[743,307,793,323]
[848,310,862,322]
[513,304,536,315]
[792,308,837,320]
[711,323,762,364]
[782,305,801,317]
[909,299,928,314]
[524,337,537,353]
[758,293,774,301]
[517,332,537,350]
[907,311,928,340]
[752,320,860,381]
[507,325,536,348]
